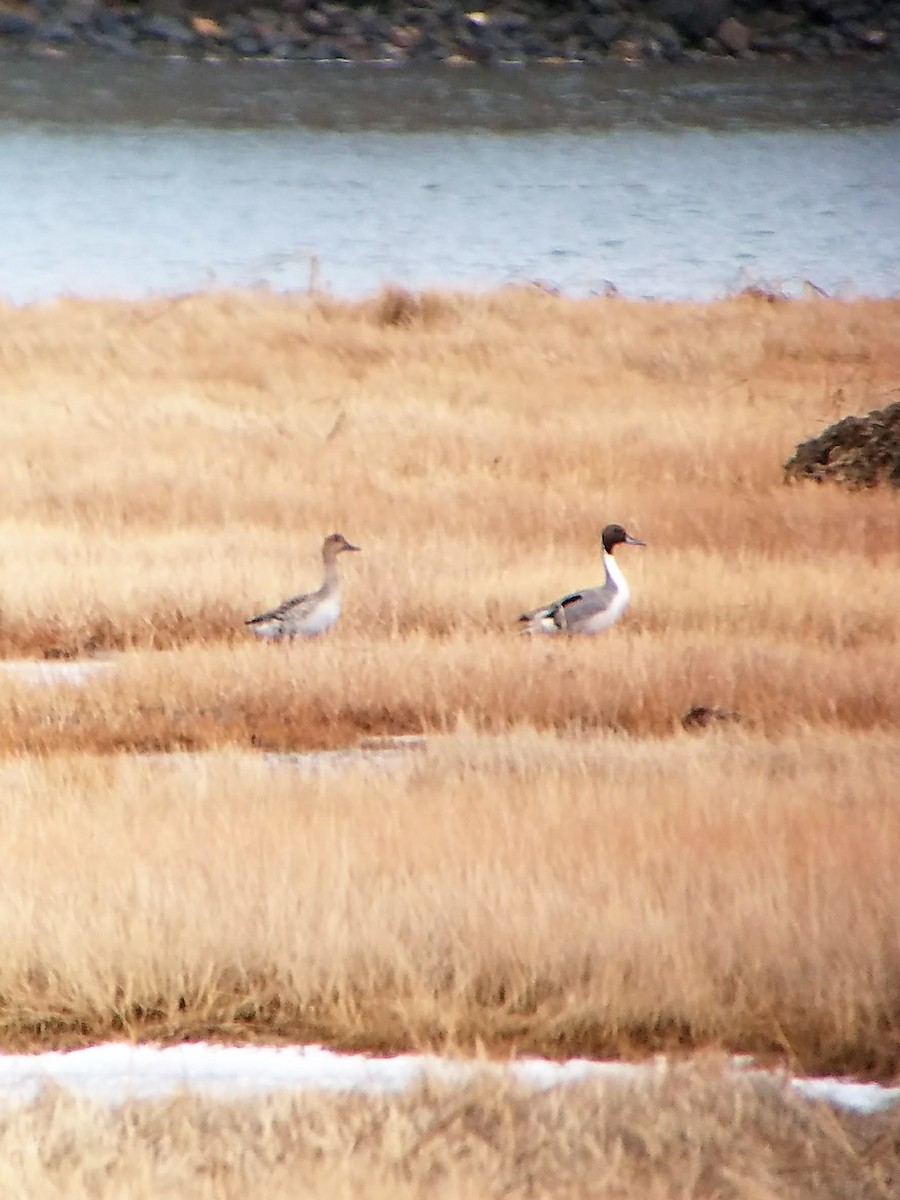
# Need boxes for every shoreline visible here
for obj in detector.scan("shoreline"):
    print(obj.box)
[1,0,896,68]
[2,52,898,134]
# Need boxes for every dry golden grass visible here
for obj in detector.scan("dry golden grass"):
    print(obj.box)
[0,628,899,755]
[0,290,896,638]
[1,731,899,1078]
[0,287,899,1090]
[0,286,898,745]
[1,1062,898,1199]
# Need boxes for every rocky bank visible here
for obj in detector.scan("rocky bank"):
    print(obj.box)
[0,0,895,66]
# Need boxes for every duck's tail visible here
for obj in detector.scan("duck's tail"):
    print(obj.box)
[517,607,556,635]
[245,613,285,639]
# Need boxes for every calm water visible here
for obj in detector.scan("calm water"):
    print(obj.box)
[3,57,899,302]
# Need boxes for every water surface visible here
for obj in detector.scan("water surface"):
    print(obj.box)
[3,57,899,302]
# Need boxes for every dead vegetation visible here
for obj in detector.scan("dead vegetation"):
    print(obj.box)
[784,395,900,488]
[0,287,898,742]
[1,1061,898,1200]
[1,730,900,1079]
[0,288,899,1093]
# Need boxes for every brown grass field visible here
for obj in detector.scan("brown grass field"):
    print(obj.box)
[2,1062,899,1200]
[0,286,899,1195]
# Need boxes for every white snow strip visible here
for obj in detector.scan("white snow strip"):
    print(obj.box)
[0,1043,620,1106]
[134,745,423,777]
[790,1075,900,1114]
[0,1043,897,1115]
[0,660,115,687]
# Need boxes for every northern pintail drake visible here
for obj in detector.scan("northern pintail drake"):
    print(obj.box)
[245,532,360,640]
[518,523,645,635]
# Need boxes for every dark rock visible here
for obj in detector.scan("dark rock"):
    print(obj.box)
[253,22,287,50]
[775,29,820,57]
[250,6,284,21]
[455,30,497,62]
[517,30,552,56]
[138,12,195,43]
[0,9,37,35]
[783,400,900,488]
[456,18,519,62]
[94,6,131,36]
[819,25,849,52]
[400,6,438,33]
[60,0,96,26]
[744,10,803,44]
[302,7,333,34]
[230,31,262,51]
[802,0,872,19]
[81,26,141,54]
[586,13,626,47]
[318,3,346,28]
[421,0,456,19]
[700,33,728,54]
[263,38,299,55]
[561,33,589,60]
[281,38,320,56]
[6,0,898,66]
[748,32,782,51]
[639,37,667,60]
[544,13,582,40]
[643,18,685,59]
[276,13,308,38]
[354,6,390,39]
[651,0,726,43]
[610,36,642,60]
[224,13,254,34]
[682,705,741,730]
[843,22,889,46]
[716,16,750,54]
[390,23,421,49]
[493,10,531,35]
[620,16,681,60]
[306,35,349,58]
[38,17,76,39]
[338,34,371,57]
[409,33,451,59]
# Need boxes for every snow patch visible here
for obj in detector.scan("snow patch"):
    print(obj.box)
[0,659,115,686]
[0,1043,897,1115]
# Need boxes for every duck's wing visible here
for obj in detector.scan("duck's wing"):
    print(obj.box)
[245,588,316,628]
[519,584,613,633]
[549,587,612,629]
[517,592,579,633]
